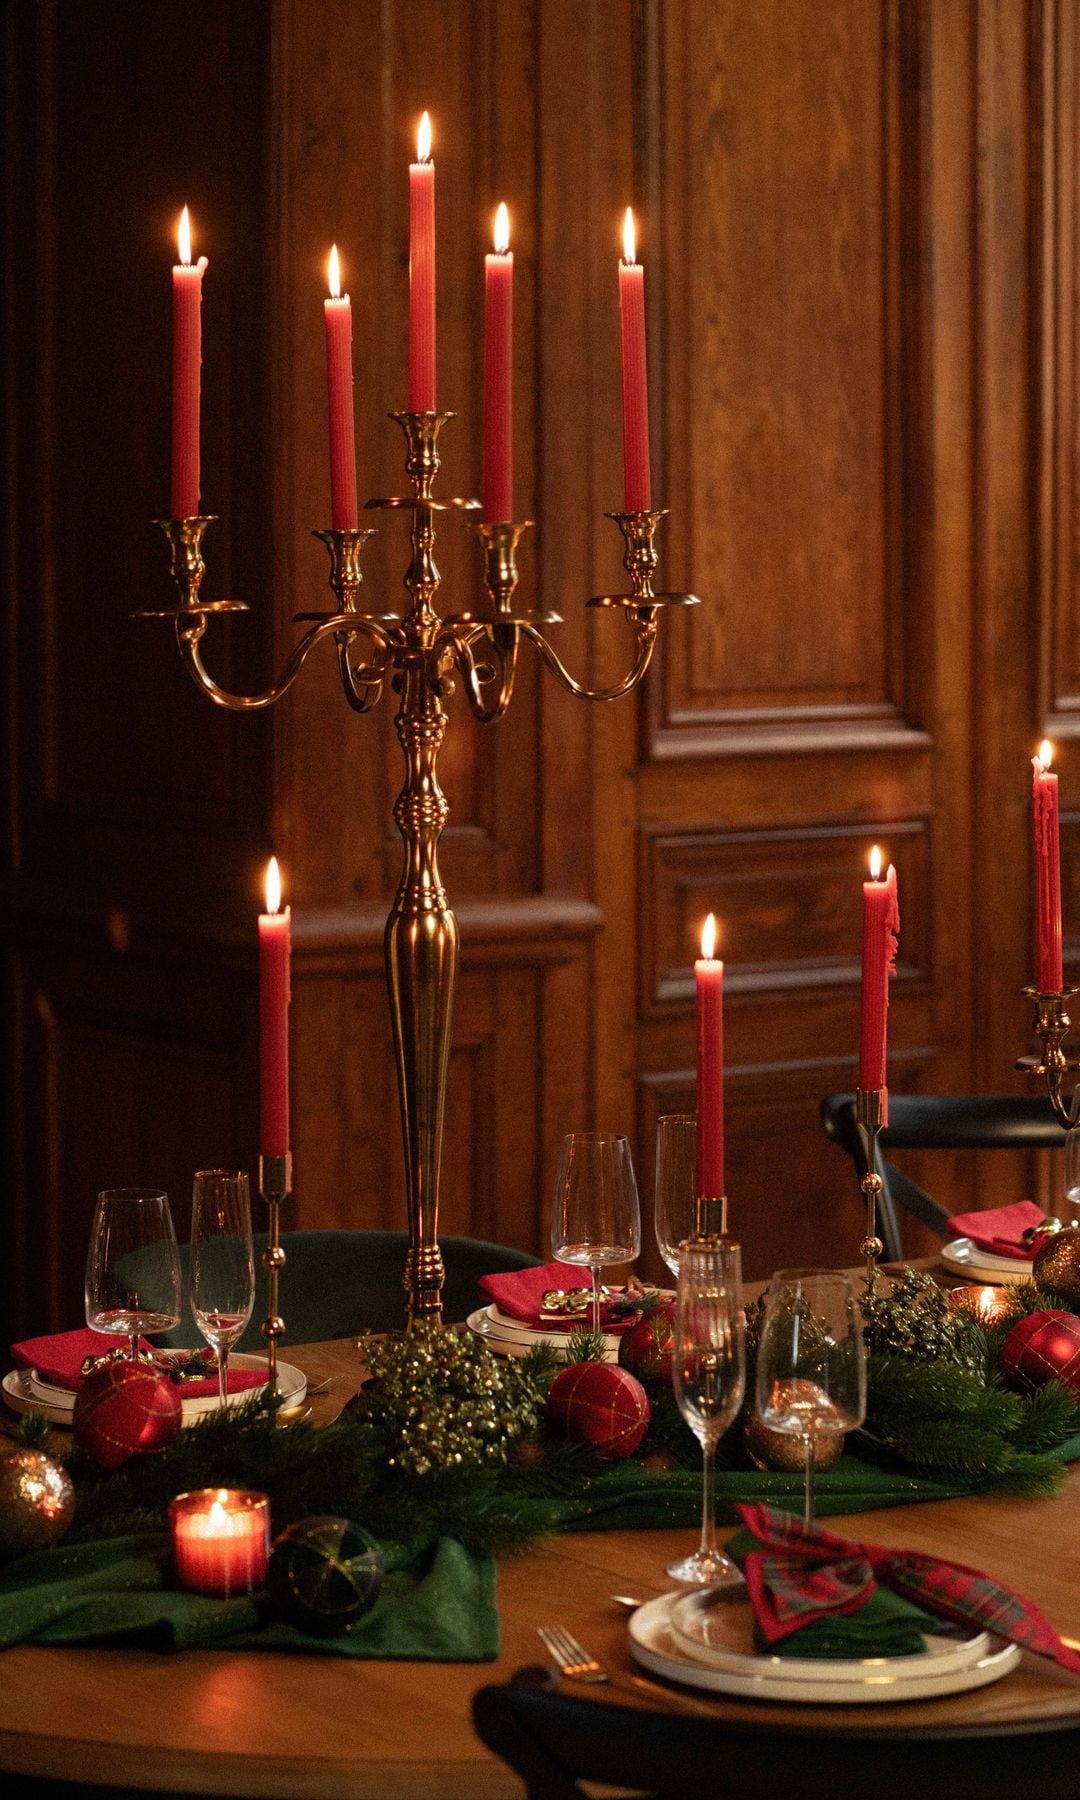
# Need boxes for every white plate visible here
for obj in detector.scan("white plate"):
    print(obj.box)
[668,1588,992,1683]
[629,1594,1020,1704]
[465,1307,620,1362]
[939,1238,1033,1284]
[2,1354,307,1426]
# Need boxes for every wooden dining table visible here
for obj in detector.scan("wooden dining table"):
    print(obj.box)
[4,1333,1080,1799]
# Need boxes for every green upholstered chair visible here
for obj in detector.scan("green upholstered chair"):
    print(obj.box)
[154,1229,542,1351]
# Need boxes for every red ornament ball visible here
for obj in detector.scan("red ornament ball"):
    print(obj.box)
[1000,1309,1080,1397]
[618,1303,675,1384]
[545,1360,650,1460]
[73,1362,183,1468]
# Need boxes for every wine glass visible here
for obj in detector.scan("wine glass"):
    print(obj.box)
[669,1236,746,1583]
[85,1188,182,1365]
[550,1132,641,1333]
[755,1268,867,1527]
[654,1113,726,1278]
[190,1169,255,1408]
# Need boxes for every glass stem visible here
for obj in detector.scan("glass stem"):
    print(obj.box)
[803,1432,814,1528]
[217,1344,229,1408]
[590,1264,601,1335]
[699,1438,717,1560]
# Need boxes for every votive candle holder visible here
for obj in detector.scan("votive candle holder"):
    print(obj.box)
[169,1487,270,1596]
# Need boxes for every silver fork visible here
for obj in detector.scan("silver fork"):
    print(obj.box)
[538,1625,610,1685]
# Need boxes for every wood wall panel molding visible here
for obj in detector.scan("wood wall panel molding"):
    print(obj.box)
[642,0,929,764]
[641,818,930,1013]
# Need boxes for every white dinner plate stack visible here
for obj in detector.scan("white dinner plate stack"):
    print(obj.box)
[938,1238,1033,1284]
[465,1303,622,1362]
[1,1353,308,1426]
[628,1588,1020,1704]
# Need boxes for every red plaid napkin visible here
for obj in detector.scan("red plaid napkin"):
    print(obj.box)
[477,1262,634,1332]
[945,1200,1047,1260]
[11,1328,266,1399]
[735,1503,1080,1675]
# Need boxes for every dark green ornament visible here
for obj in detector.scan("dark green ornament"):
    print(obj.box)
[268,1516,383,1635]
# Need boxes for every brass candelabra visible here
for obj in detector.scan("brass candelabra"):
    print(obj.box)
[139,409,696,1327]
[854,1087,886,1300]
[1016,988,1080,1128]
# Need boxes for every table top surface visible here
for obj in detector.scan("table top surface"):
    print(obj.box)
[4,1333,1080,1799]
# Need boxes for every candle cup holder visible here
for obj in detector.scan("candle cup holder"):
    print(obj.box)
[1016,987,1080,1128]
[142,410,696,1326]
[693,1195,728,1239]
[854,1087,886,1300]
[258,1152,291,1391]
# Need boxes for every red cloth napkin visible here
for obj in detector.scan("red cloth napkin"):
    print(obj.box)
[478,1262,633,1332]
[945,1200,1047,1260]
[736,1503,1080,1675]
[10,1328,266,1398]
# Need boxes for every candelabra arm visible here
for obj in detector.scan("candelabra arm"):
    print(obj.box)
[457,627,520,722]
[519,615,659,701]
[176,610,367,711]
[1017,988,1080,1128]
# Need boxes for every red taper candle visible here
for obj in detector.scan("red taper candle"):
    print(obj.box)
[171,206,208,519]
[1033,740,1064,991]
[409,111,436,413]
[259,857,291,1159]
[483,202,514,524]
[324,245,359,530]
[859,847,900,1099]
[695,913,725,1201]
[618,207,651,513]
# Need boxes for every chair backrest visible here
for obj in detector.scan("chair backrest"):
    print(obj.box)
[155,1229,541,1350]
[472,1667,1080,1800]
[820,1093,1064,1260]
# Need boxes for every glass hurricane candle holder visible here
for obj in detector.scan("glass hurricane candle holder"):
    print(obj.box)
[946,1284,1012,1327]
[169,1487,270,1597]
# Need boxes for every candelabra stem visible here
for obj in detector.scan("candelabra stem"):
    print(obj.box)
[855,1089,885,1302]
[258,1152,291,1393]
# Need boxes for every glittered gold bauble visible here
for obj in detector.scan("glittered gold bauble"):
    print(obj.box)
[1033,1226,1080,1310]
[0,1450,75,1553]
[743,1382,844,1475]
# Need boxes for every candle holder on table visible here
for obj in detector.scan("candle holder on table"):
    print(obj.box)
[854,1088,886,1301]
[1016,988,1080,1129]
[137,410,696,1326]
[258,1152,291,1390]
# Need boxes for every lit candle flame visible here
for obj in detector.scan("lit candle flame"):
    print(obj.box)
[700,912,718,960]
[869,845,883,881]
[265,856,282,915]
[328,244,341,299]
[209,1499,229,1529]
[417,110,432,163]
[178,205,192,266]
[493,201,510,255]
[1037,738,1053,772]
[622,206,637,265]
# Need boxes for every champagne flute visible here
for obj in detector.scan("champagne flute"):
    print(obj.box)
[85,1188,182,1365]
[668,1236,746,1584]
[755,1268,866,1527]
[190,1169,255,1408]
[550,1133,641,1333]
[654,1113,725,1277]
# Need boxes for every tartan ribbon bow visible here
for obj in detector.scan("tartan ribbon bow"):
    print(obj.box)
[735,1502,1080,1675]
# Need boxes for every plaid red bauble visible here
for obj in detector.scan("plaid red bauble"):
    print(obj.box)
[73,1362,183,1468]
[1000,1309,1080,1396]
[545,1360,650,1460]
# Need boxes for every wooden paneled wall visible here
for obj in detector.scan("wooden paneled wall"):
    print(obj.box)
[3,0,1076,1334]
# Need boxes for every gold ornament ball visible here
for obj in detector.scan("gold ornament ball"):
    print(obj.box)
[1033,1226,1080,1311]
[743,1382,844,1476]
[0,1450,75,1554]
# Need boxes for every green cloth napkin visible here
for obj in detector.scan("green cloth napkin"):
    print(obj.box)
[723,1524,937,1661]
[0,1532,498,1661]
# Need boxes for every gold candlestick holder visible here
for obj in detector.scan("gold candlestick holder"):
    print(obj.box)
[258,1152,291,1390]
[1016,987,1080,1128]
[854,1087,886,1299]
[693,1195,728,1238]
[138,411,697,1326]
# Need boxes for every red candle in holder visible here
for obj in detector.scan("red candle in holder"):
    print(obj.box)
[259,856,291,1159]
[1033,739,1064,992]
[483,202,514,524]
[169,1488,269,1596]
[695,912,725,1202]
[859,846,900,1098]
[171,206,208,520]
[409,111,436,413]
[324,244,359,531]
[618,207,651,513]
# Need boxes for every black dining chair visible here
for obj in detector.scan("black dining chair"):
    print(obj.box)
[154,1228,542,1350]
[472,1665,1080,1800]
[819,1093,1065,1261]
